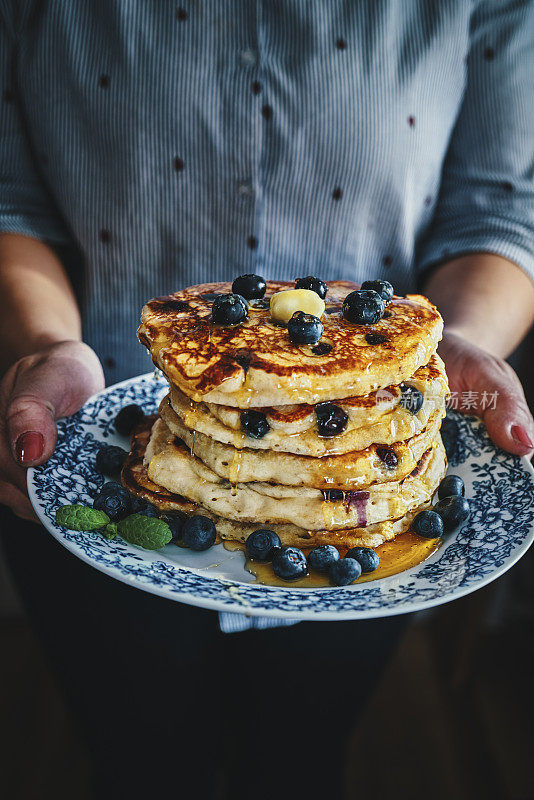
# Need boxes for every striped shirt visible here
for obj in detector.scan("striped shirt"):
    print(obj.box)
[1,1,533,632]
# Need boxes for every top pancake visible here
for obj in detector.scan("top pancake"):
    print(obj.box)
[138,280,443,408]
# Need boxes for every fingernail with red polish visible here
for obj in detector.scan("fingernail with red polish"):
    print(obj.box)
[16,432,44,464]
[511,425,534,449]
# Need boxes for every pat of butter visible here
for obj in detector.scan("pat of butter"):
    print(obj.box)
[270,289,325,323]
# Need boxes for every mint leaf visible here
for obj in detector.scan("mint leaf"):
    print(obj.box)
[103,522,118,540]
[117,514,172,550]
[56,504,110,531]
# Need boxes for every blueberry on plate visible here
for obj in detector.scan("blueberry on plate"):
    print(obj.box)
[232,274,267,300]
[412,509,444,538]
[438,475,465,501]
[346,546,380,573]
[181,515,217,551]
[95,480,123,497]
[294,275,328,299]
[161,512,187,542]
[434,496,470,535]
[399,384,424,414]
[241,410,270,439]
[272,547,308,580]
[315,402,349,437]
[113,404,145,437]
[93,483,132,521]
[130,496,159,517]
[246,529,281,561]
[342,290,385,325]
[211,293,249,325]
[360,280,394,304]
[287,311,323,345]
[95,444,128,476]
[440,416,460,460]
[308,545,340,573]
[329,558,361,586]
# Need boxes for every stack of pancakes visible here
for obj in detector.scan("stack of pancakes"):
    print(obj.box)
[124,280,448,552]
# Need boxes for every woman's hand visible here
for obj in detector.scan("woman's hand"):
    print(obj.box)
[439,330,534,457]
[0,340,104,520]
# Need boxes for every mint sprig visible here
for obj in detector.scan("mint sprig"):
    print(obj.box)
[103,522,118,540]
[55,503,172,551]
[56,504,110,531]
[117,515,172,550]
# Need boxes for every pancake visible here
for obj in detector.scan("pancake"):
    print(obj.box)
[166,386,445,457]
[144,417,447,529]
[138,280,443,407]
[122,421,433,549]
[153,409,445,489]
[203,352,447,432]
[165,352,448,456]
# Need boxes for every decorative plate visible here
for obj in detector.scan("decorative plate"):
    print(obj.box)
[27,374,534,621]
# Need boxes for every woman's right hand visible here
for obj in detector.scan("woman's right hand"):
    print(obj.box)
[0,341,104,521]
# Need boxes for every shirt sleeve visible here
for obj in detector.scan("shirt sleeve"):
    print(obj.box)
[417,0,534,282]
[0,5,70,243]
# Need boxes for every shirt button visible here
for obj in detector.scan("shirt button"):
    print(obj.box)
[237,180,254,198]
[239,49,257,67]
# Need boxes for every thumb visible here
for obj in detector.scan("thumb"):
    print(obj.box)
[7,388,56,467]
[5,343,104,467]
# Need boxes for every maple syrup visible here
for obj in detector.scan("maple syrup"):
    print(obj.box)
[229,449,243,484]
[223,530,440,587]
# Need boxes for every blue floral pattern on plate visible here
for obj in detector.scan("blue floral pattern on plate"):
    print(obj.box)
[27,374,534,620]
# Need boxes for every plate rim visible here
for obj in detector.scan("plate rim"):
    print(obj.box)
[27,372,534,621]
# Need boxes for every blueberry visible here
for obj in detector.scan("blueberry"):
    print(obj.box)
[95,480,123,497]
[181,515,217,551]
[315,403,349,437]
[272,547,308,580]
[95,445,128,476]
[113,404,145,436]
[93,483,132,521]
[130,496,159,517]
[365,332,388,345]
[245,529,281,561]
[287,311,323,345]
[311,342,333,356]
[412,509,444,538]
[434,496,471,535]
[211,293,248,325]
[241,410,270,439]
[232,274,266,300]
[399,384,424,414]
[308,545,340,572]
[161,512,187,541]
[346,546,380,573]
[294,276,328,299]
[360,280,394,304]
[440,417,460,460]
[438,475,465,501]
[342,290,385,325]
[329,557,361,586]
[375,446,398,469]
[325,489,344,501]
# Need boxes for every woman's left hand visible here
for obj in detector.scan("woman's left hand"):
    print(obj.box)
[439,330,534,457]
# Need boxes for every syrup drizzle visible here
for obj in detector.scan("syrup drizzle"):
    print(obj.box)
[223,531,441,588]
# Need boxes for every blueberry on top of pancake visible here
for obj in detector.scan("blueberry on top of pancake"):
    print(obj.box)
[138,280,443,408]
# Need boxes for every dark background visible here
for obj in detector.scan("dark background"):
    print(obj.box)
[0,328,532,800]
